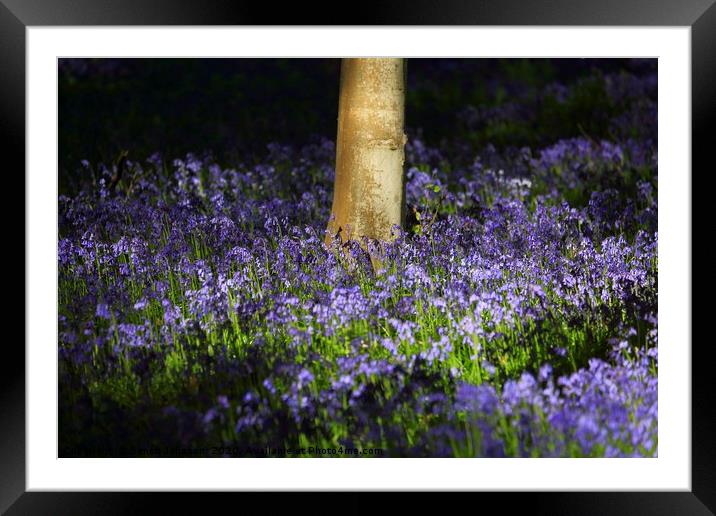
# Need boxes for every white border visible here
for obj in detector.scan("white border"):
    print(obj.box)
[27,27,691,490]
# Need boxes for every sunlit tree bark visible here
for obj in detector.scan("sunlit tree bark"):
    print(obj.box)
[325,58,407,249]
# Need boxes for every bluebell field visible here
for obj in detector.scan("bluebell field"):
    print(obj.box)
[58,59,657,457]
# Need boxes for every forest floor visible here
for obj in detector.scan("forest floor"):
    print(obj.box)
[58,58,657,457]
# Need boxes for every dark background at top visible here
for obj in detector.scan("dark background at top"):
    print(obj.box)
[58,58,650,193]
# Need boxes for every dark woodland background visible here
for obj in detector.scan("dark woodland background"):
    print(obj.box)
[59,58,653,194]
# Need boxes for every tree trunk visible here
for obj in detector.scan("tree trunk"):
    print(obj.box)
[325,58,407,248]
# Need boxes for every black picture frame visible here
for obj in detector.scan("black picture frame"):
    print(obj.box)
[4,0,711,513]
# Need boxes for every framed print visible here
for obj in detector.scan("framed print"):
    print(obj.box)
[5,0,712,512]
